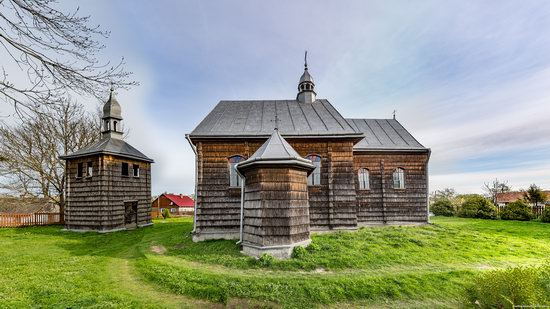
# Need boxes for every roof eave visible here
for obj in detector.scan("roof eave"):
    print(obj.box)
[353,148,430,153]
[188,133,364,140]
[59,151,154,163]
[237,157,315,172]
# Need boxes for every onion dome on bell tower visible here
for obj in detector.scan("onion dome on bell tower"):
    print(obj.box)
[297,51,316,103]
[102,87,124,139]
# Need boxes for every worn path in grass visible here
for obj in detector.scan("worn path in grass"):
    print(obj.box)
[0,217,549,308]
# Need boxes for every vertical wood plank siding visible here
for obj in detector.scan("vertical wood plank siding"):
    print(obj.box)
[65,155,152,231]
[194,140,429,238]
[354,152,429,224]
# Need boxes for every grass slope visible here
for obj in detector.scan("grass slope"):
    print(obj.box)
[0,217,548,308]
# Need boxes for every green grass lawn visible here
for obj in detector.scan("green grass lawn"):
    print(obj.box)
[0,217,548,308]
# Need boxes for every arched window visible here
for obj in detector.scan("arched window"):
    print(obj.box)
[393,168,405,189]
[228,155,244,187]
[358,168,370,190]
[114,121,118,132]
[305,154,321,186]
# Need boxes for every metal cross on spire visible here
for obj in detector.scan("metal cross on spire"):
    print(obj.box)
[393,110,397,120]
[304,50,308,70]
[271,115,280,131]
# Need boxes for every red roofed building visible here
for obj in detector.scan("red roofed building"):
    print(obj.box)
[496,191,550,207]
[151,193,194,218]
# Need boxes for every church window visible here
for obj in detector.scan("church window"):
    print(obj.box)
[114,121,118,132]
[133,164,140,177]
[122,162,129,176]
[306,154,321,186]
[228,155,244,187]
[86,161,93,177]
[393,168,405,189]
[358,168,370,190]
[76,162,83,178]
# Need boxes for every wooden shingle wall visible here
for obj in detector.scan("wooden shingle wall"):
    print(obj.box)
[353,152,429,224]
[65,155,152,231]
[290,140,357,230]
[194,138,359,239]
[242,167,310,247]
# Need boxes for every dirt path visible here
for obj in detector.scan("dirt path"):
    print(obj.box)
[106,245,215,308]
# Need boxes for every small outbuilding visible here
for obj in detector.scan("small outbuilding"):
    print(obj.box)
[151,193,194,217]
[60,89,154,232]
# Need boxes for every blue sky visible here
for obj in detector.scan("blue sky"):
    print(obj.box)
[18,0,550,195]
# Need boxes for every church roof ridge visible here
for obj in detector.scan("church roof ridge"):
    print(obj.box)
[189,99,362,138]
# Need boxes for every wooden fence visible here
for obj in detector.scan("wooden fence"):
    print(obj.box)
[496,205,547,218]
[0,212,62,228]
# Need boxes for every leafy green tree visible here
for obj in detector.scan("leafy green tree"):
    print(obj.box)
[541,208,550,223]
[500,200,533,221]
[161,208,171,219]
[458,195,497,219]
[430,198,455,216]
[523,184,548,207]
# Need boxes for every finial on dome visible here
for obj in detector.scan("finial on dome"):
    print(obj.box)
[304,51,308,70]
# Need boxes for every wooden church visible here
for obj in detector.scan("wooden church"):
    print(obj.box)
[60,89,154,232]
[187,58,430,258]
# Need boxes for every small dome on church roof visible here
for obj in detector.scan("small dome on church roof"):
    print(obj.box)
[299,69,314,84]
[103,88,123,120]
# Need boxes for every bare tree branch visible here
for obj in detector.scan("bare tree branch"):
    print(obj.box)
[0,98,100,207]
[0,0,136,113]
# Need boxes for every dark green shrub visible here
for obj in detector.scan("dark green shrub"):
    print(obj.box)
[291,246,308,259]
[542,208,550,223]
[257,253,274,267]
[500,200,533,221]
[430,198,455,216]
[464,264,550,308]
[161,208,171,219]
[458,195,497,219]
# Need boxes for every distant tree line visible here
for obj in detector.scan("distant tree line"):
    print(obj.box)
[430,181,550,223]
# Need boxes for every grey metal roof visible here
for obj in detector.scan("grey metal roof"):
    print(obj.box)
[237,129,315,171]
[103,90,122,120]
[60,137,154,162]
[347,118,428,152]
[190,99,361,138]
